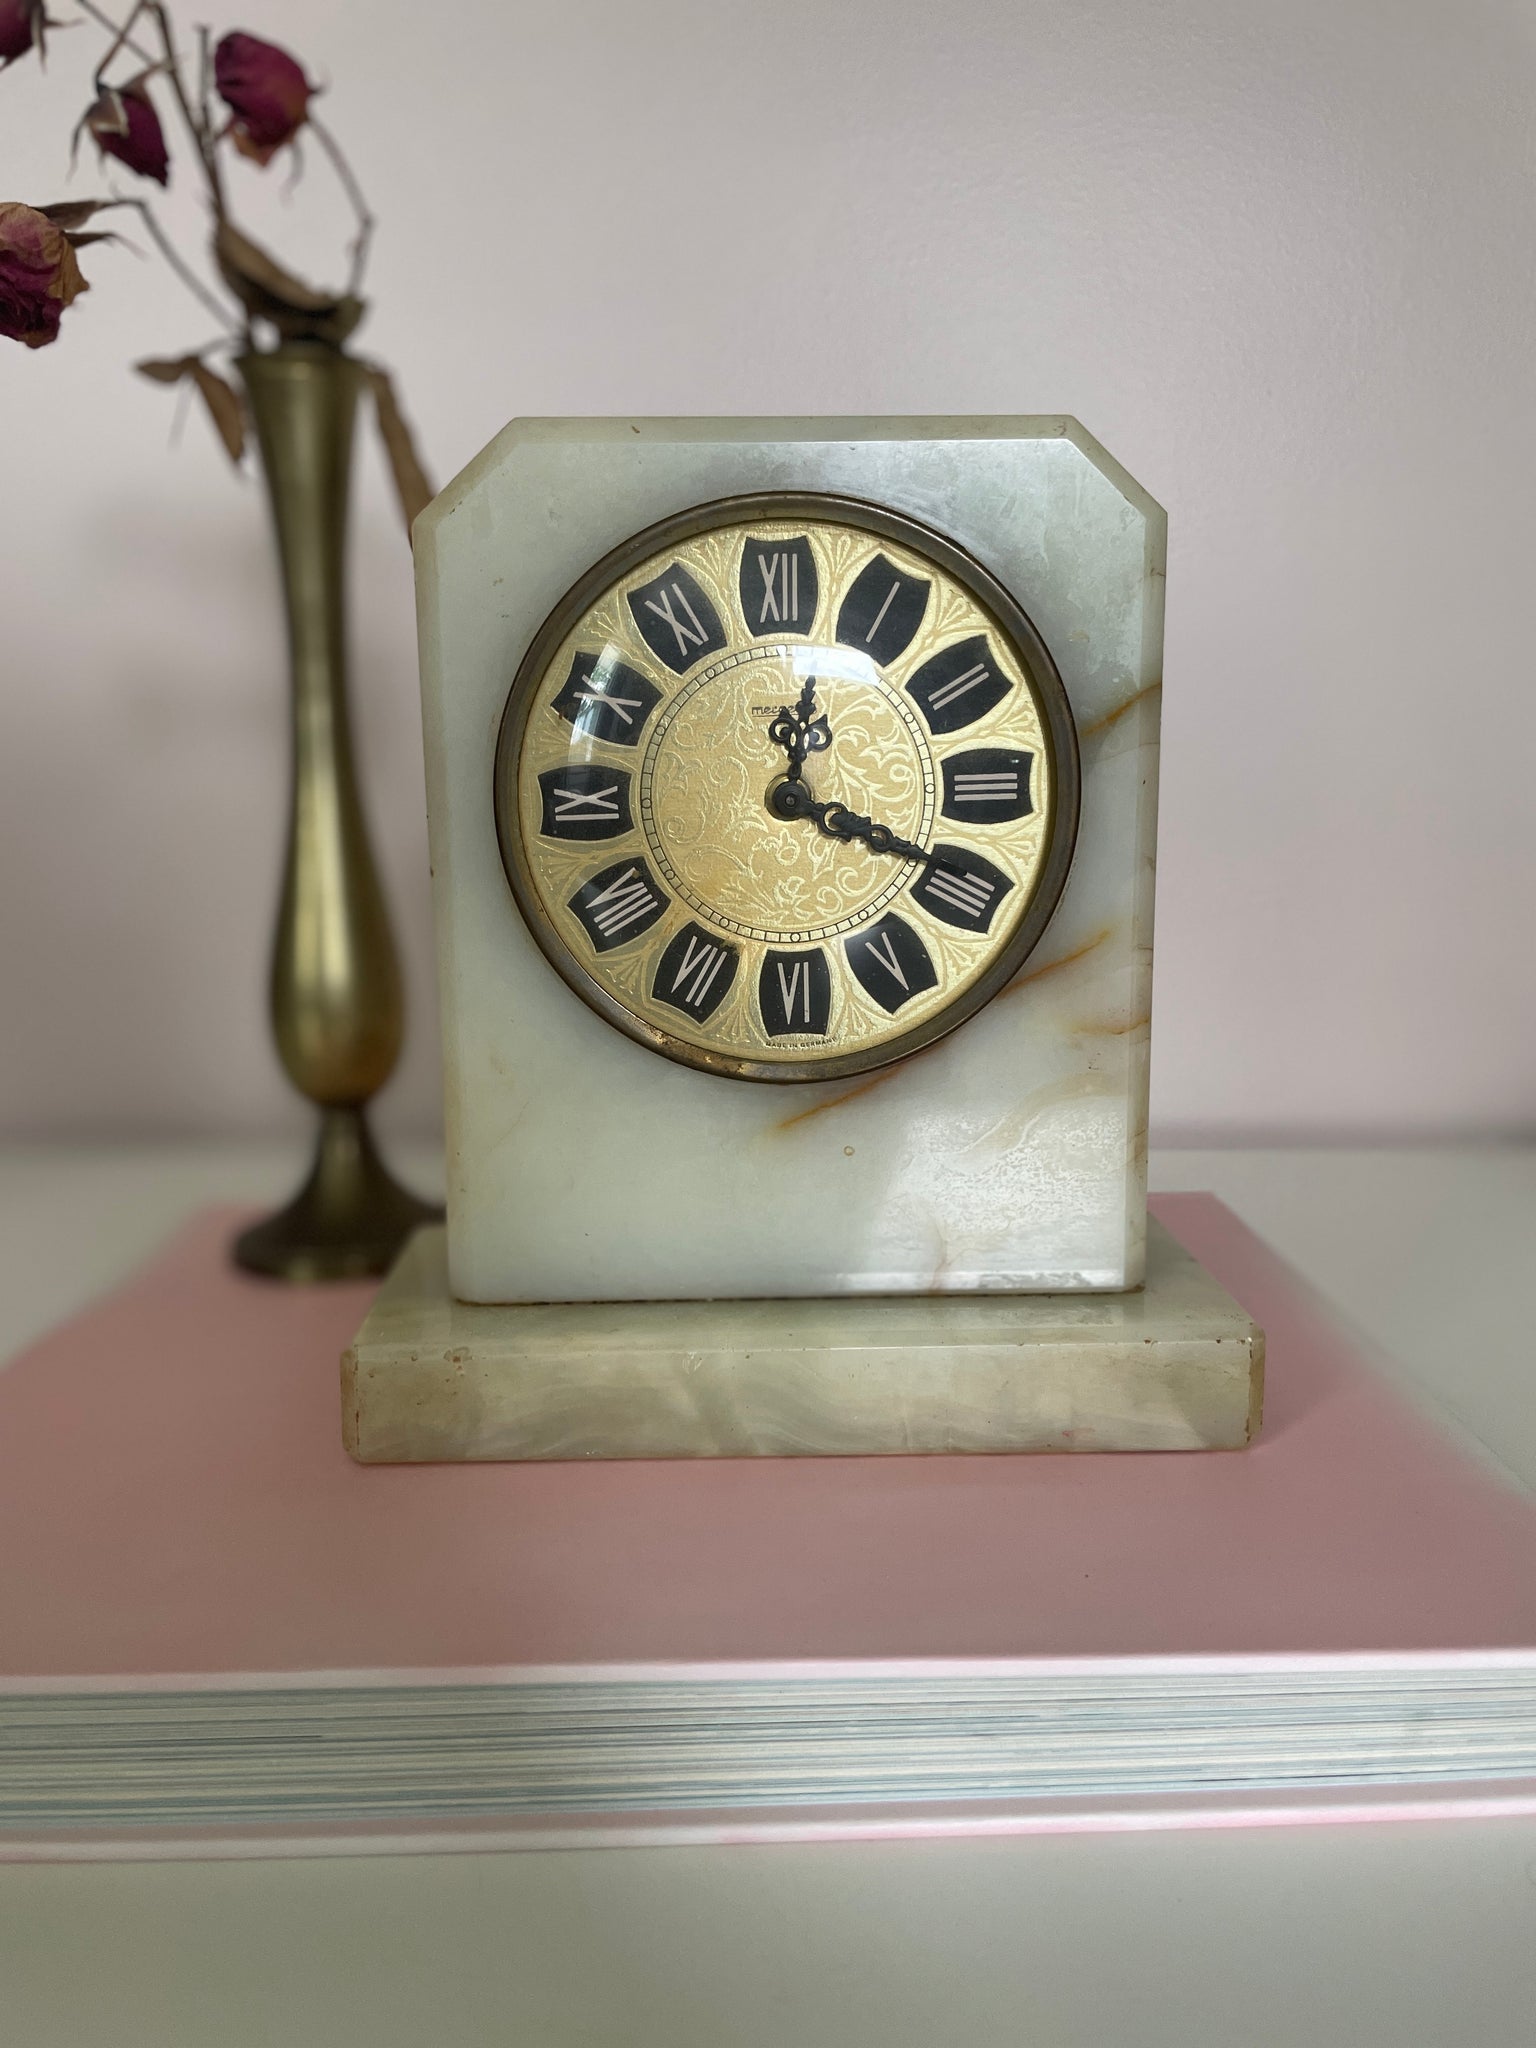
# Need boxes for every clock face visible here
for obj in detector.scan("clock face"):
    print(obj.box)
[494,493,1079,1082]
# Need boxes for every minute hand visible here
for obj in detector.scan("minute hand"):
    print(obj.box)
[770,780,954,869]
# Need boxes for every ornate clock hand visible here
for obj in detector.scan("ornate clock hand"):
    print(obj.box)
[768,778,961,872]
[766,673,831,783]
[765,679,965,871]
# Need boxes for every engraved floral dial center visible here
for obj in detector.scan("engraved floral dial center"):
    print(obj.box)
[493,494,1080,1083]
[639,646,932,944]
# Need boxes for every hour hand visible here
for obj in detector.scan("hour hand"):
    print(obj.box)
[767,673,831,782]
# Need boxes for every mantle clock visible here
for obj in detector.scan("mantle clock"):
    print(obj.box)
[341,418,1264,1461]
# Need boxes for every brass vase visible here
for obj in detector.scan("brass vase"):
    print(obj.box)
[232,343,439,1281]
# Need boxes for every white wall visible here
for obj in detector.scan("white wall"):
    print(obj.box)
[2,0,1533,1143]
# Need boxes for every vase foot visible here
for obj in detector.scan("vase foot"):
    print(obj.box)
[233,1105,442,1283]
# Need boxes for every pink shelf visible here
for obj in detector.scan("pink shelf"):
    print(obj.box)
[2,1194,1533,1683]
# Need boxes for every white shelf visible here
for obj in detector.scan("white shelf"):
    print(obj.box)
[0,1141,1532,2046]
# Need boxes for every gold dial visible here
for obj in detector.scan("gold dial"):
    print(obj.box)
[494,493,1079,1083]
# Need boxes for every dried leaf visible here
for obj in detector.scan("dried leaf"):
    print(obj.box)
[366,364,434,536]
[38,199,117,231]
[134,352,246,465]
[213,219,363,344]
[215,219,332,311]
[137,354,193,383]
[188,360,246,462]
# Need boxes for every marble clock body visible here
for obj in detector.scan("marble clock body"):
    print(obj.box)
[415,419,1163,1304]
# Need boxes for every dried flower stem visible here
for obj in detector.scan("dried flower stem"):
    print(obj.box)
[74,0,155,69]
[147,3,223,213]
[123,196,240,331]
[307,117,373,296]
[88,0,155,86]
[195,25,216,166]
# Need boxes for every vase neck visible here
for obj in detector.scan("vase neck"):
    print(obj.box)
[239,348,361,704]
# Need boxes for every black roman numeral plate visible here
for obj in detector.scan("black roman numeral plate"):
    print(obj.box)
[911,844,1014,933]
[758,947,832,1037]
[940,748,1035,823]
[835,555,931,667]
[552,652,661,746]
[906,635,1010,733]
[568,858,668,952]
[628,563,728,673]
[739,536,819,636]
[652,922,739,1021]
[538,764,633,841]
[844,913,939,1014]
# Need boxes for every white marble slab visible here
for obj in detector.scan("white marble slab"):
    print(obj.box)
[415,419,1163,1302]
[343,1220,1260,1461]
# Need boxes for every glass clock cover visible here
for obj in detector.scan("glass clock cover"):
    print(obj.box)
[494,493,1080,1083]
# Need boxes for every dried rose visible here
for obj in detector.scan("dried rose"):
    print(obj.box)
[83,78,170,186]
[0,201,89,348]
[0,0,45,70]
[213,31,315,166]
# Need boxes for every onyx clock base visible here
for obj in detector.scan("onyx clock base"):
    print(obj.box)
[343,1221,1263,1464]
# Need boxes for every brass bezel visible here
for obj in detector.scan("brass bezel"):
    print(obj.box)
[493,490,1081,1085]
